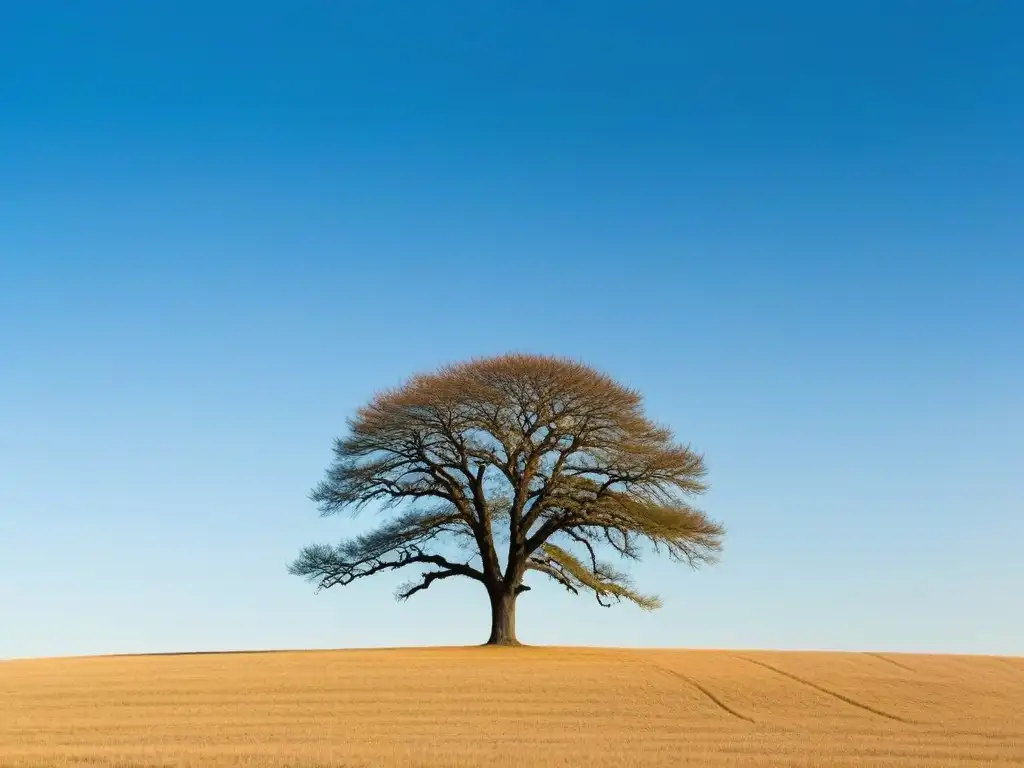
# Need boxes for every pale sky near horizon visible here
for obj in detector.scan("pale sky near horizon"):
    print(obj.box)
[1,2,1022,660]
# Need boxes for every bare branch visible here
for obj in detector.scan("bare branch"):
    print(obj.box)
[395,569,465,600]
[288,507,484,595]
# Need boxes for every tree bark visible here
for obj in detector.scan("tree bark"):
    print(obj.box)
[486,588,519,646]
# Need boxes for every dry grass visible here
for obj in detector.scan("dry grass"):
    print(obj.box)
[1,647,1022,767]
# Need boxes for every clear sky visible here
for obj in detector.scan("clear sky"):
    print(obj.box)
[1,2,1021,660]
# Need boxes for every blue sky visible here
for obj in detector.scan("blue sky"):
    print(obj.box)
[1,2,1021,659]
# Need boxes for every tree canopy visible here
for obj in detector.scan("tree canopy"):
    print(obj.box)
[290,353,725,645]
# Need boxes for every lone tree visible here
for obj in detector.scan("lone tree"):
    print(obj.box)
[290,354,724,645]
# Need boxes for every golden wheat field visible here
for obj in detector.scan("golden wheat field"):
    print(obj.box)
[1,647,1022,767]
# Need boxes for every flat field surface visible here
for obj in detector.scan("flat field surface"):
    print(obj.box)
[1,647,1022,767]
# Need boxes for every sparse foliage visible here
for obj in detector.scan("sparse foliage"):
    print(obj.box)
[290,354,724,644]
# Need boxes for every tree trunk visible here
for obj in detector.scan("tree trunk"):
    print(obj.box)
[486,588,519,646]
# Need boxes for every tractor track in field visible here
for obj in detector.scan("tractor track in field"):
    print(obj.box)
[864,652,916,673]
[738,656,915,724]
[648,663,757,724]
